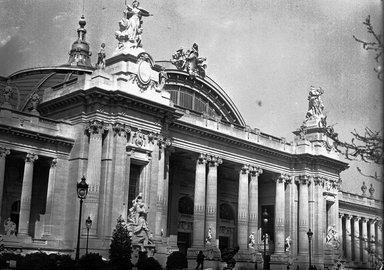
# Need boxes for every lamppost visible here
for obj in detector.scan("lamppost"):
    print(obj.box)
[75,176,89,261]
[307,228,313,270]
[262,209,269,270]
[85,216,92,255]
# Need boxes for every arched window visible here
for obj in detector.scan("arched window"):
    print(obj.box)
[219,203,234,220]
[178,196,194,215]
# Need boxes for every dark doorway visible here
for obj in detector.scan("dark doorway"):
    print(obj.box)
[177,232,191,255]
[219,236,229,252]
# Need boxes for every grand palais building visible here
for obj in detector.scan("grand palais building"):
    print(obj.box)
[0,5,382,270]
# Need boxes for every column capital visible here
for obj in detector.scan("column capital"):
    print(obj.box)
[345,214,353,220]
[49,158,57,168]
[112,122,131,137]
[361,218,368,223]
[250,166,263,177]
[354,216,361,222]
[157,134,172,149]
[240,164,249,174]
[86,119,108,135]
[0,147,10,159]
[313,176,325,186]
[277,173,291,183]
[197,153,208,164]
[295,174,311,185]
[339,213,344,219]
[25,153,38,163]
[207,155,222,167]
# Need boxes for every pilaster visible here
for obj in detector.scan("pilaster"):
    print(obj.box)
[296,175,310,255]
[313,177,324,262]
[85,120,108,236]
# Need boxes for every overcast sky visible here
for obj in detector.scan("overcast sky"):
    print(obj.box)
[0,0,382,195]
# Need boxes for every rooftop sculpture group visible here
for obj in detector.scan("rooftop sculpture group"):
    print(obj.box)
[115,1,151,50]
[171,43,207,78]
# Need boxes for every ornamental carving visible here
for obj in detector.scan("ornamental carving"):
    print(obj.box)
[133,129,145,148]
[86,120,108,135]
[113,122,131,137]
[0,148,10,159]
[153,68,168,91]
[25,153,38,163]
[207,155,222,167]
[241,164,249,174]
[250,167,263,177]
[135,53,154,90]
[170,43,207,78]
[197,153,207,164]
[157,133,172,149]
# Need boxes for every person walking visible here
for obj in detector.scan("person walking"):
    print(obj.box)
[195,250,205,270]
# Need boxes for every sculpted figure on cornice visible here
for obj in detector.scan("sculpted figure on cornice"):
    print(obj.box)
[96,43,106,70]
[1,80,20,109]
[171,43,207,78]
[306,86,325,121]
[115,1,151,49]
[153,68,168,91]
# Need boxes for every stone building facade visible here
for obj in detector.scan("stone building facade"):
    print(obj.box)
[0,9,382,270]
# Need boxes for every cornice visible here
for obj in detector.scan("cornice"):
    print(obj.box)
[0,124,74,147]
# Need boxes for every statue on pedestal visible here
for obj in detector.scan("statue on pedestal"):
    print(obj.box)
[305,86,325,121]
[115,1,151,49]
[96,43,106,69]
[127,193,153,246]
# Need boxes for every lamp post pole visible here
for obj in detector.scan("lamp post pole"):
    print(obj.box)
[307,228,313,270]
[262,209,269,270]
[75,176,89,262]
[85,216,92,255]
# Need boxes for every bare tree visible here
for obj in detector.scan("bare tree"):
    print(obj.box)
[320,16,383,181]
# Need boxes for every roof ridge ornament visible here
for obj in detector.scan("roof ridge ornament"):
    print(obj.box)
[171,43,207,78]
[65,14,93,68]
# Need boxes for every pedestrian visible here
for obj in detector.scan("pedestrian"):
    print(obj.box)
[195,250,205,270]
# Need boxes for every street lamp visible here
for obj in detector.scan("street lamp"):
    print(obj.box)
[307,228,313,270]
[75,176,89,261]
[262,209,269,270]
[85,216,92,255]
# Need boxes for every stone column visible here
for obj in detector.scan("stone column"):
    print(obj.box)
[362,218,368,263]
[18,153,38,237]
[377,220,383,259]
[369,220,376,258]
[345,215,352,260]
[353,216,361,262]
[192,153,207,247]
[205,155,222,247]
[274,174,288,253]
[43,158,57,237]
[297,175,310,255]
[248,167,262,241]
[339,213,344,257]
[237,165,249,250]
[85,120,107,236]
[0,147,10,217]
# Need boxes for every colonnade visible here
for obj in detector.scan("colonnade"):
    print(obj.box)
[0,147,58,238]
[339,213,383,263]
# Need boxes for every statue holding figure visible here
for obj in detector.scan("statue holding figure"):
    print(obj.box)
[171,43,207,78]
[248,232,256,249]
[115,1,151,49]
[127,193,152,245]
[305,86,325,121]
[205,226,212,245]
[3,217,17,236]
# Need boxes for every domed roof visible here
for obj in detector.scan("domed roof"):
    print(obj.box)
[157,60,246,127]
[0,66,93,113]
